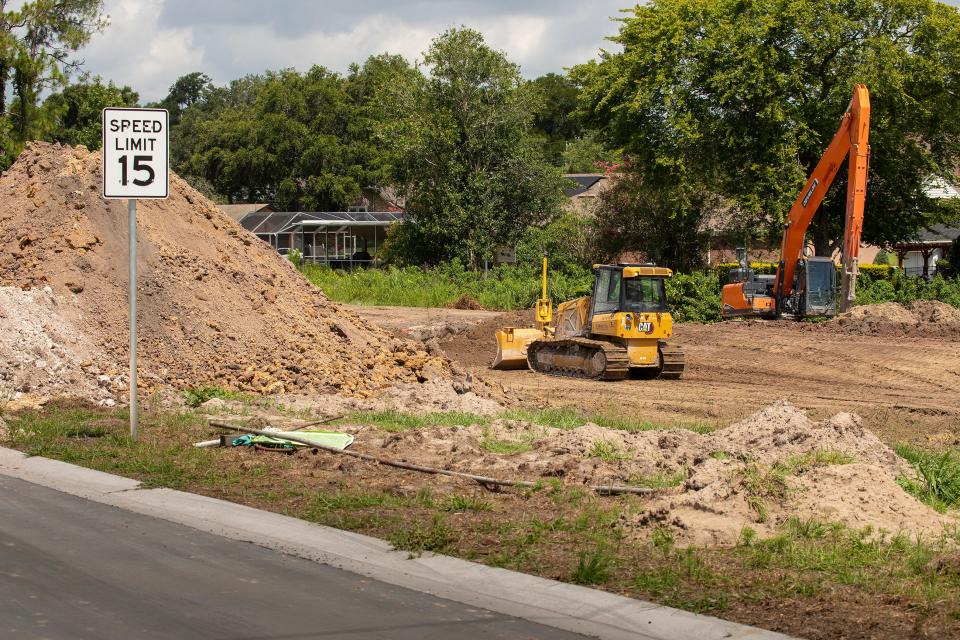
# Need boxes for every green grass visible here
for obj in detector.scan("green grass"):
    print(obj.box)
[480,437,534,454]
[387,515,457,555]
[589,439,627,462]
[777,450,856,475]
[181,385,251,408]
[442,495,494,512]
[303,262,593,311]
[630,469,688,489]
[739,463,790,523]
[333,410,487,432]
[500,407,586,430]
[896,445,960,512]
[571,544,615,585]
[502,407,716,434]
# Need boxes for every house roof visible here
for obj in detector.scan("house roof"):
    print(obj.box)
[916,224,960,243]
[240,211,405,234]
[563,174,606,198]
[218,203,272,221]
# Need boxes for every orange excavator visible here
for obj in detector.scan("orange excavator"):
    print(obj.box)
[721,84,870,320]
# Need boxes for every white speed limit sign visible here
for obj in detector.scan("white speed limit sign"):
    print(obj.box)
[101,106,170,442]
[102,107,169,199]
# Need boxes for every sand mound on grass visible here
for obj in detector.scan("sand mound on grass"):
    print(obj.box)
[0,142,450,402]
[324,400,952,546]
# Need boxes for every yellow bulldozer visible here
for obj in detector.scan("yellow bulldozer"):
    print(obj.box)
[492,257,684,380]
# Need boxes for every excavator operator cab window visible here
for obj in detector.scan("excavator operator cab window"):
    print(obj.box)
[797,258,837,317]
[622,277,668,313]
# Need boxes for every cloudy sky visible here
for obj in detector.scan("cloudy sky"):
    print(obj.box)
[69,0,960,103]
[77,0,629,102]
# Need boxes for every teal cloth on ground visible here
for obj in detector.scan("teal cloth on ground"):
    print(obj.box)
[231,431,354,450]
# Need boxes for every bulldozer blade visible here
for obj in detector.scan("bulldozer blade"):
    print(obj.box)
[491,327,542,370]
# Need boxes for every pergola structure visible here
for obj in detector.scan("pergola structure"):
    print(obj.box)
[239,211,404,268]
[891,224,959,278]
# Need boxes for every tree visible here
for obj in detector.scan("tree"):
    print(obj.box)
[384,28,567,267]
[1,0,106,165]
[44,74,138,148]
[573,0,960,256]
[561,131,622,173]
[155,71,212,125]
[1,0,106,164]
[184,59,407,207]
[593,166,724,272]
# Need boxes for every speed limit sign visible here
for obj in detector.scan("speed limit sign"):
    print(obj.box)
[102,106,170,442]
[102,107,169,199]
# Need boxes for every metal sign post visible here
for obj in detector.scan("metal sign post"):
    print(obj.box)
[128,198,138,439]
[102,107,169,441]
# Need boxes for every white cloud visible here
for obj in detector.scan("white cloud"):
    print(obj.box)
[81,0,204,101]
[76,0,625,102]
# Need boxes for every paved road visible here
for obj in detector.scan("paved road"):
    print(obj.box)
[0,475,588,640]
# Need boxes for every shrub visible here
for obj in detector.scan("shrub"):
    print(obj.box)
[666,271,722,323]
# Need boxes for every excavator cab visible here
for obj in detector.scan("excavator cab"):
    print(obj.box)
[792,257,837,318]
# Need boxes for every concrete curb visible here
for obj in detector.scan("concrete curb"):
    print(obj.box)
[0,447,794,640]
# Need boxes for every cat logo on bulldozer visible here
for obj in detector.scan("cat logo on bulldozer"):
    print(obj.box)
[638,322,653,333]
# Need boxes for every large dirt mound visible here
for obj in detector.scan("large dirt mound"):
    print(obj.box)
[0,142,446,400]
[827,300,960,338]
[322,400,953,546]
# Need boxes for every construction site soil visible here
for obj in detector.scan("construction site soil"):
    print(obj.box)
[351,303,960,448]
[0,143,447,404]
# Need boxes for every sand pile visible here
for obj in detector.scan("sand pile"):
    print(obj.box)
[254,377,504,419]
[0,142,447,400]
[326,400,952,546]
[828,300,960,338]
[0,286,117,406]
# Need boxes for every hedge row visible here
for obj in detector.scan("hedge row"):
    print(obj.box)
[713,262,895,283]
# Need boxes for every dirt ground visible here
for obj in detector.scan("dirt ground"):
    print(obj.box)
[351,305,960,448]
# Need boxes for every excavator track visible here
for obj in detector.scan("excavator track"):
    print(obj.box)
[657,340,685,380]
[526,338,629,381]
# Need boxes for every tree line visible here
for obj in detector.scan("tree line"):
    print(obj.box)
[2,0,960,272]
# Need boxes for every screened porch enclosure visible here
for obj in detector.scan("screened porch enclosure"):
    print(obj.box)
[239,211,404,268]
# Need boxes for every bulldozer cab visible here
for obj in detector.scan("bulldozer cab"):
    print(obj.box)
[591,265,671,317]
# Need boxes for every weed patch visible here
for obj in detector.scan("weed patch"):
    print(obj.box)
[571,544,615,585]
[589,439,626,462]
[896,445,960,512]
[442,495,494,512]
[387,515,457,555]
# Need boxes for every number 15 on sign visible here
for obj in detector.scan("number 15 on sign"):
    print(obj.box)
[102,107,168,199]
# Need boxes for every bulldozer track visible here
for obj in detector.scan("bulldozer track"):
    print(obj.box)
[658,340,685,380]
[527,338,629,381]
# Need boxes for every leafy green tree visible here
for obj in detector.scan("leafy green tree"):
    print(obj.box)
[561,131,621,173]
[1,0,106,166]
[384,28,567,267]
[593,166,724,272]
[184,59,406,207]
[154,71,212,125]
[527,72,582,166]
[574,0,960,256]
[43,74,138,148]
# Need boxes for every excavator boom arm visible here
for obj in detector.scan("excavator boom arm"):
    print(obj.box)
[774,84,870,304]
